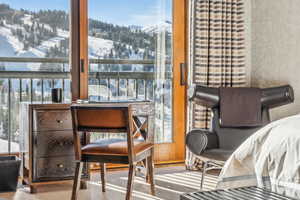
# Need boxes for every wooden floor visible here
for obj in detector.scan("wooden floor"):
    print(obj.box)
[0,166,218,200]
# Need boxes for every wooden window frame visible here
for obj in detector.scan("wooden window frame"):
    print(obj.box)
[70,0,88,101]
[154,0,188,163]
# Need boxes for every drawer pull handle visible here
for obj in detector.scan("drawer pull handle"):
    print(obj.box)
[57,164,64,168]
[56,120,63,124]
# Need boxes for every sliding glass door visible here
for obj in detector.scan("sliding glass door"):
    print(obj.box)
[78,0,187,163]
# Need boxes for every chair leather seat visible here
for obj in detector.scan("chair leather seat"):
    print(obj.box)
[82,138,153,156]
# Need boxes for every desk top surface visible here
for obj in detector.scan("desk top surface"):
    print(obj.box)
[71,100,152,108]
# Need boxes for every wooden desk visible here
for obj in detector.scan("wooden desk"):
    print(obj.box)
[20,101,154,193]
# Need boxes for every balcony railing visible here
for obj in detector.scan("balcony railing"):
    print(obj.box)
[0,57,165,153]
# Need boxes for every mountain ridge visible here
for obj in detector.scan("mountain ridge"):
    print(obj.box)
[0,3,160,60]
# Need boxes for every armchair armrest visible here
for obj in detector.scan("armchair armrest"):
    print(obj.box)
[188,85,219,108]
[261,85,294,108]
[186,129,218,156]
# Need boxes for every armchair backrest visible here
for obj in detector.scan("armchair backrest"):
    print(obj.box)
[211,107,270,150]
[189,85,294,150]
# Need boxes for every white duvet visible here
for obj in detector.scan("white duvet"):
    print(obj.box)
[217,114,300,199]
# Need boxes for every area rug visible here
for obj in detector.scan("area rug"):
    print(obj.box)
[88,171,218,200]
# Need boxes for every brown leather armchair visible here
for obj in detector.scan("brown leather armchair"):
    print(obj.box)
[186,85,294,189]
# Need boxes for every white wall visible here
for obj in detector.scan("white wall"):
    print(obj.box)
[249,0,300,120]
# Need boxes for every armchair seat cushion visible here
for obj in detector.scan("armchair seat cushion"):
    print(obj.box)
[82,138,153,156]
[201,149,233,161]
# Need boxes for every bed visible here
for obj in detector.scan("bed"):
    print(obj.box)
[217,114,300,199]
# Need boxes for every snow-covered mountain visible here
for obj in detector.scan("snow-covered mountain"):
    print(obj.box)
[0,4,157,71]
[0,16,116,71]
[142,20,172,34]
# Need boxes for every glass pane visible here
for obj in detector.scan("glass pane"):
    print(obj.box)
[0,1,71,153]
[10,79,20,150]
[154,0,173,143]
[0,79,9,153]
[43,79,53,102]
[21,79,31,101]
[88,0,173,143]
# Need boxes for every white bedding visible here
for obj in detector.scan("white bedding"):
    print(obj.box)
[217,114,300,199]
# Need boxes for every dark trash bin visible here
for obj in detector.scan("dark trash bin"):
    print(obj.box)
[0,156,21,192]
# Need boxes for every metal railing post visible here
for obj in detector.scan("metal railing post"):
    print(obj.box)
[19,79,22,102]
[30,79,33,103]
[8,78,11,154]
[41,79,44,103]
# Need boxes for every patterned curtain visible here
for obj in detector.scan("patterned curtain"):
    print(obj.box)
[186,0,246,169]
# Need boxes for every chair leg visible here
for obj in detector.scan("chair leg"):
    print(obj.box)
[143,158,150,183]
[147,155,155,195]
[200,161,208,190]
[100,163,106,192]
[80,180,87,190]
[126,164,136,200]
[71,162,83,200]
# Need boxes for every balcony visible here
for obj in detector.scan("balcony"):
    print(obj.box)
[0,57,169,153]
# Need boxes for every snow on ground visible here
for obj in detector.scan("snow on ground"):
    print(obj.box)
[0,139,19,153]
[142,21,172,34]
[21,14,33,26]
[88,36,113,58]
[0,26,24,55]
[0,26,31,70]
[22,14,52,31]
[57,29,69,38]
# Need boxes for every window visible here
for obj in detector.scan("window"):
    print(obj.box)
[0,0,71,153]
[87,0,173,143]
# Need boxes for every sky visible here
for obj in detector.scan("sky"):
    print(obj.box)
[0,0,172,27]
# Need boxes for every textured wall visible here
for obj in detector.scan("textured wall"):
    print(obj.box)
[250,0,300,120]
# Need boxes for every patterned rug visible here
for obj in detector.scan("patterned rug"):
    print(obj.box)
[88,171,218,200]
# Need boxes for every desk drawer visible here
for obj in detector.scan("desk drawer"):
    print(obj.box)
[34,156,88,181]
[33,109,72,131]
[34,156,75,180]
[34,131,74,158]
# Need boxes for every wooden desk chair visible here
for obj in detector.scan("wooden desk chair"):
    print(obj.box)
[70,103,155,200]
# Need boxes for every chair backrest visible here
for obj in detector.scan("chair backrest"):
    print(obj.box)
[211,107,270,150]
[70,104,135,161]
[72,106,130,133]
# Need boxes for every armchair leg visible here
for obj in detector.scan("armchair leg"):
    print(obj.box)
[126,164,136,200]
[71,162,83,200]
[200,161,208,190]
[100,163,106,192]
[147,155,155,195]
